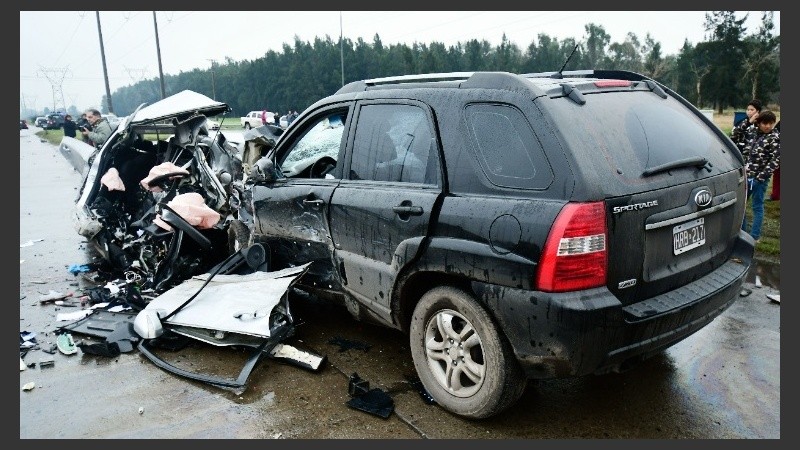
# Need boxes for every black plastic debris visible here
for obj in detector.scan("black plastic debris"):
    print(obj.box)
[42,344,58,355]
[147,330,192,351]
[348,372,370,396]
[328,336,371,353]
[346,388,394,419]
[20,331,38,350]
[39,357,55,368]
[78,341,121,358]
[58,310,138,340]
[346,372,394,419]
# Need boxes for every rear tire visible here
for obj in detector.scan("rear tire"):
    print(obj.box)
[409,286,526,419]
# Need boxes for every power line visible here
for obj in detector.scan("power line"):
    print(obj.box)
[52,14,87,67]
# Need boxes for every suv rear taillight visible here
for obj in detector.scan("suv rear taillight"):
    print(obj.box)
[536,202,607,292]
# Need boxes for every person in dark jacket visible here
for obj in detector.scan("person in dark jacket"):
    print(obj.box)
[741,110,780,242]
[62,115,78,138]
[730,99,762,153]
[769,120,780,201]
[76,113,92,143]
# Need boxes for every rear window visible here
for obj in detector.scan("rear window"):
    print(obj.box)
[546,92,732,185]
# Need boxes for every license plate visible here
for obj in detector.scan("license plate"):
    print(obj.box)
[673,218,706,255]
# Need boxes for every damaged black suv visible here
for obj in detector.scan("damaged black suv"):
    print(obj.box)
[242,70,754,418]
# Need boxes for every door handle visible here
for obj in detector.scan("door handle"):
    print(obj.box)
[392,205,423,215]
[303,199,324,206]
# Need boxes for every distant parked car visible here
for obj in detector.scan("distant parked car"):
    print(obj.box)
[278,115,289,128]
[35,116,47,127]
[45,113,65,130]
[20,119,28,130]
[102,114,122,130]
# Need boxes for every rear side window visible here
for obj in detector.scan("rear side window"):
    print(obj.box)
[349,104,439,185]
[465,103,553,190]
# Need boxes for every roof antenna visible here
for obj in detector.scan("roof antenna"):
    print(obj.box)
[553,44,579,79]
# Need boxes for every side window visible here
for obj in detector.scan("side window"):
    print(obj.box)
[350,104,439,185]
[276,110,347,178]
[465,103,553,190]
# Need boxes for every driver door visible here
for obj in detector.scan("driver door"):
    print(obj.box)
[249,104,351,287]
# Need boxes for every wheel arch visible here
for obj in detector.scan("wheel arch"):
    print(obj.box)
[393,269,472,334]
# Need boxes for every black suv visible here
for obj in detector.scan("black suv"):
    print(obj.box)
[44,113,65,130]
[250,71,755,418]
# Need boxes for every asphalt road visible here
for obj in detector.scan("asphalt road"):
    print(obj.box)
[19,127,780,439]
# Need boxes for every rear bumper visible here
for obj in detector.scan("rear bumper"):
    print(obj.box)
[472,232,754,379]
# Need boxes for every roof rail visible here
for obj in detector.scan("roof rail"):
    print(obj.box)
[521,69,652,82]
[364,72,475,86]
[521,70,594,79]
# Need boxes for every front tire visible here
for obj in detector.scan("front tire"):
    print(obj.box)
[409,286,526,419]
[244,123,252,130]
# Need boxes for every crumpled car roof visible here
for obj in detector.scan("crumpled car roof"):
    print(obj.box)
[127,90,231,126]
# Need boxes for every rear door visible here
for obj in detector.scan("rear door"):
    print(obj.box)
[328,101,443,322]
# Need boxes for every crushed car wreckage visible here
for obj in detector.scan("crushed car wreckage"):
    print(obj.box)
[58,90,321,388]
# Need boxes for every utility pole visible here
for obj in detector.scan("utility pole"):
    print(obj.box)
[153,11,166,99]
[20,93,28,118]
[340,11,344,87]
[207,59,217,99]
[95,12,114,114]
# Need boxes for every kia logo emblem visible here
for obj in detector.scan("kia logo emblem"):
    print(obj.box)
[694,190,712,207]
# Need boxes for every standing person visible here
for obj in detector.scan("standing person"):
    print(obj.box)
[731,99,762,153]
[62,114,78,138]
[741,110,780,243]
[261,109,268,126]
[80,109,113,149]
[76,113,91,143]
[770,120,781,201]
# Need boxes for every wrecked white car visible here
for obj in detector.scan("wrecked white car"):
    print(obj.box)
[58,91,324,389]
[60,90,247,294]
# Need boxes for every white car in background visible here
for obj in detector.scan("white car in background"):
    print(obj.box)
[102,113,123,130]
[240,110,276,129]
[278,115,289,128]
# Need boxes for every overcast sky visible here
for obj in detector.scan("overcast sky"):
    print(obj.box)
[20,11,779,113]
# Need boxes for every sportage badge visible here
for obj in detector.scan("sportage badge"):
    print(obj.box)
[694,190,712,207]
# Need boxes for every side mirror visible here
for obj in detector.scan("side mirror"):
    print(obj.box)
[250,157,279,183]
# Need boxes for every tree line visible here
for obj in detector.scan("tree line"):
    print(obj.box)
[103,11,779,118]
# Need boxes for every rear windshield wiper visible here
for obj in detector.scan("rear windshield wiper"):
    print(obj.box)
[642,156,708,177]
